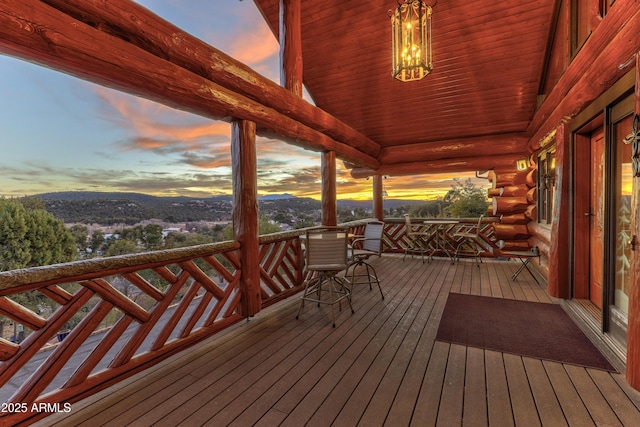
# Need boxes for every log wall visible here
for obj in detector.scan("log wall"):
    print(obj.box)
[487,167,542,253]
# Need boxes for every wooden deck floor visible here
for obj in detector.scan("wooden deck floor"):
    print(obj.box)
[38,256,640,426]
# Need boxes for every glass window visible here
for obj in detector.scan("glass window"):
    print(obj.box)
[571,0,591,57]
[612,114,633,317]
[537,146,556,224]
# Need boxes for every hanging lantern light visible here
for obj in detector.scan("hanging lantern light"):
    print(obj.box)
[390,0,433,82]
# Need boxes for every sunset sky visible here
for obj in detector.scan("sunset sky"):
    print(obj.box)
[0,0,485,201]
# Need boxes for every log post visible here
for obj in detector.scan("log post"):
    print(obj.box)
[547,122,570,299]
[627,52,640,391]
[492,196,529,215]
[491,169,529,188]
[231,120,261,317]
[488,188,502,198]
[493,224,531,241]
[322,151,337,226]
[501,185,530,197]
[279,0,303,97]
[499,213,529,225]
[373,175,384,221]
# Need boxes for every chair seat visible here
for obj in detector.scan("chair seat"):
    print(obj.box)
[308,263,347,271]
[350,248,378,259]
[297,226,354,327]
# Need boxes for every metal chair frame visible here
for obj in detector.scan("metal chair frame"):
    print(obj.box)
[453,215,484,266]
[345,221,385,300]
[402,214,431,263]
[296,226,354,327]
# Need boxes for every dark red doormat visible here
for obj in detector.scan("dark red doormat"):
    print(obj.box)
[436,293,616,372]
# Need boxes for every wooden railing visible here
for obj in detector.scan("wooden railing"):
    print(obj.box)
[381,217,500,258]
[0,217,498,424]
[0,242,245,424]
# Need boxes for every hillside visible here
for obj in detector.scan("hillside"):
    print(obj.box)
[35,192,426,225]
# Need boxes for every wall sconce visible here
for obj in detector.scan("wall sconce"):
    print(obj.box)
[390,0,434,82]
[516,158,529,171]
[624,114,640,177]
[539,172,556,191]
[539,157,556,190]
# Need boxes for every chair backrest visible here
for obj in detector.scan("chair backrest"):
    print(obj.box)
[403,214,413,233]
[472,215,484,237]
[362,221,384,254]
[305,226,348,270]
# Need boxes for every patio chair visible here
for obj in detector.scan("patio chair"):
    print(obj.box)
[345,221,385,300]
[500,246,541,283]
[296,226,354,327]
[453,215,484,266]
[403,214,430,263]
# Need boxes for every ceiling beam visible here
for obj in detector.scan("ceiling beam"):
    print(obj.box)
[0,0,379,168]
[39,0,380,159]
[350,153,522,179]
[378,134,529,164]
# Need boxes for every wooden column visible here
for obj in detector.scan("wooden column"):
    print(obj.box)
[547,122,571,298]
[231,119,261,317]
[627,53,640,390]
[279,0,303,97]
[373,175,384,221]
[322,151,337,226]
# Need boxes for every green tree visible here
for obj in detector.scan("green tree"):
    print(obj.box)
[90,230,105,254]
[409,200,446,218]
[443,178,489,218]
[142,224,163,250]
[223,214,282,240]
[105,239,139,257]
[0,198,77,340]
[69,224,89,252]
[0,197,76,271]
[0,198,30,271]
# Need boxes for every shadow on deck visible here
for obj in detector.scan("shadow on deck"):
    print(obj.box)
[38,256,640,426]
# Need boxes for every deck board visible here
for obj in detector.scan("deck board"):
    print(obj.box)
[37,256,640,427]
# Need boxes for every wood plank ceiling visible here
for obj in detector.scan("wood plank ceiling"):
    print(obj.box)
[253,0,558,174]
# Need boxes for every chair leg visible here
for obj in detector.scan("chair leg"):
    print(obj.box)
[455,239,482,267]
[297,271,353,326]
[347,259,384,300]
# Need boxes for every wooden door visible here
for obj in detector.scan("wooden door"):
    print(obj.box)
[589,129,605,309]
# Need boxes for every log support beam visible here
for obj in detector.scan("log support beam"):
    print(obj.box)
[378,134,528,164]
[279,0,303,97]
[373,175,384,221]
[0,0,379,168]
[232,120,261,317]
[321,151,337,226]
[350,153,521,179]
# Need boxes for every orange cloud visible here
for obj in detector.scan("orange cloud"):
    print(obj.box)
[227,24,279,67]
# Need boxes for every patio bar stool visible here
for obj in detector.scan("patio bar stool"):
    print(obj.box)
[403,214,431,263]
[296,226,354,327]
[345,221,385,300]
[453,215,484,266]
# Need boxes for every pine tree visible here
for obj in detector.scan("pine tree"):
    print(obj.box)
[0,197,76,271]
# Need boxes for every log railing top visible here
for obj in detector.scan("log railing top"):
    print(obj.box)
[0,241,240,293]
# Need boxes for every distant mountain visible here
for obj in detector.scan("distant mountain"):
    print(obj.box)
[36,191,232,204]
[258,193,296,201]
